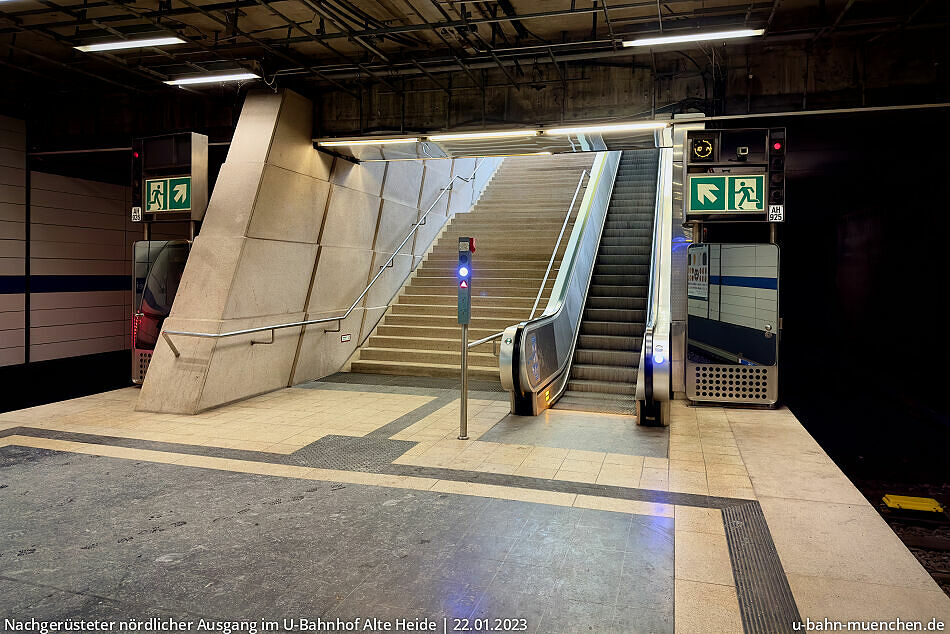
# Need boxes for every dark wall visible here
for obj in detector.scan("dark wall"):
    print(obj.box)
[725,109,950,484]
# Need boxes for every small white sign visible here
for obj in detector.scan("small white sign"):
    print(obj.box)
[131,206,142,222]
[340,334,351,343]
[768,204,785,222]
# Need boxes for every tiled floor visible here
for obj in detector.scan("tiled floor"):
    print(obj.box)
[1,374,948,633]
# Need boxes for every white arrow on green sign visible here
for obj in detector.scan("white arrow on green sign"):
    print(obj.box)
[688,174,765,214]
[144,176,192,212]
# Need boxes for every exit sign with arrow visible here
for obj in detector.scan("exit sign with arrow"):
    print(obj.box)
[687,174,765,214]
[144,176,192,212]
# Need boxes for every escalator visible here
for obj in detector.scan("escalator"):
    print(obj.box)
[555,150,659,415]
[500,141,673,424]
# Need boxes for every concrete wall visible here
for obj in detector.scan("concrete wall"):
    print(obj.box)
[138,90,500,414]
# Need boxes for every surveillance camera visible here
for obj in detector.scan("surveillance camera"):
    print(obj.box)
[736,146,749,161]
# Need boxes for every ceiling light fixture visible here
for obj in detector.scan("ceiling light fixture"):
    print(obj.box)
[165,72,260,86]
[75,36,186,52]
[622,28,765,47]
[429,130,539,141]
[545,122,668,135]
[317,137,420,147]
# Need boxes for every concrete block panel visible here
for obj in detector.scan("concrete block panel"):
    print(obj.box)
[246,165,330,243]
[223,238,318,319]
[197,315,305,411]
[291,308,363,384]
[365,251,412,310]
[267,90,319,178]
[136,315,218,414]
[170,234,245,320]
[306,245,373,314]
[0,237,25,256]
[419,159,453,212]
[196,161,265,238]
[382,159,424,207]
[452,157,476,177]
[331,159,385,197]
[225,91,282,165]
[320,186,380,250]
[31,171,127,201]
[375,199,419,255]
[359,305,388,343]
[413,206,449,258]
[448,179,475,216]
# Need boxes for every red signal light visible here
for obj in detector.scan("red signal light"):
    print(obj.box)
[772,142,782,151]
[133,151,140,158]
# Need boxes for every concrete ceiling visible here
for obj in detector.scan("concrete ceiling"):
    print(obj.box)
[2,0,945,97]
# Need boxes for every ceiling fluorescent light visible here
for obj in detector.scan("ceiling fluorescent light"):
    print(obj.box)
[165,72,259,86]
[318,137,419,147]
[429,130,538,141]
[546,122,667,135]
[622,28,765,47]
[76,36,186,52]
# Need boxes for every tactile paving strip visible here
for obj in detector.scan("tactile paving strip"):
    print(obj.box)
[723,502,803,632]
[287,434,416,472]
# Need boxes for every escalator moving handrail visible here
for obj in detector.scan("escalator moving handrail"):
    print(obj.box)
[643,150,665,406]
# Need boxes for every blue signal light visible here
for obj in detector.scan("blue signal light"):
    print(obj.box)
[653,352,665,364]
[458,266,469,278]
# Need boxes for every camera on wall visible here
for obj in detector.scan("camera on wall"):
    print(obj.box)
[736,146,749,162]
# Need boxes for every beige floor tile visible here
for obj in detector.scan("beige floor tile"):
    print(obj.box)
[669,459,705,473]
[639,467,670,490]
[741,452,866,504]
[703,452,744,466]
[574,494,673,518]
[595,472,640,488]
[704,462,749,476]
[708,485,755,500]
[643,457,670,470]
[675,530,734,586]
[558,458,603,474]
[669,470,708,495]
[787,574,950,622]
[603,453,645,467]
[758,496,938,591]
[674,506,725,536]
[475,462,519,475]
[566,448,606,463]
[514,465,557,479]
[674,580,742,634]
[706,473,753,490]
[668,449,704,462]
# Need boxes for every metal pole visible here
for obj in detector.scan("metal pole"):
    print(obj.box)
[459,323,469,440]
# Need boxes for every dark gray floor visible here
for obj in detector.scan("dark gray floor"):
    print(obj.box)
[479,411,669,458]
[0,445,673,633]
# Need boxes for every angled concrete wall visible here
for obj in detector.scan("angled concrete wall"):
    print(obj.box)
[138,90,500,414]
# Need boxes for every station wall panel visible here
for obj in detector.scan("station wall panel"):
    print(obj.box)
[0,115,26,367]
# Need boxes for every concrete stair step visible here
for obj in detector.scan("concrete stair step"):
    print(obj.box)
[351,359,500,381]
[398,294,536,309]
[359,346,497,366]
[385,314,516,329]
[377,324,499,339]
[391,303,529,319]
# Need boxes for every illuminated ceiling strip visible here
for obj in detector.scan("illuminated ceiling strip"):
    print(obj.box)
[622,29,765,47]
[318,137,420,147]
[75,37,186,52]
[164,72,259,86]
[545,122,667,135]
[429,130,539,141]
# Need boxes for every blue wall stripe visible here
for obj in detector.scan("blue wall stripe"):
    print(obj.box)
[0,275,130,294]
[710,275,778,290]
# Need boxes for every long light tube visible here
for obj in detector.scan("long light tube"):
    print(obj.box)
[622,28,765,47]
[318,137,419,147]
[546,122,667,135]
[429,130,538,141]
[76,36,186,52]
[164,72,259,86]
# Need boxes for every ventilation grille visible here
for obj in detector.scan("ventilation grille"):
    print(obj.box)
[133,350,152,384]
[687,363,777,404]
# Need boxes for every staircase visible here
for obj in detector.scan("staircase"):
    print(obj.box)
[554,149,659,414]
[351,153,595,381]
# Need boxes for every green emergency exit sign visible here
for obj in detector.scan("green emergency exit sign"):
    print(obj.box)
[688,174,765,214]
[145,176,192,212]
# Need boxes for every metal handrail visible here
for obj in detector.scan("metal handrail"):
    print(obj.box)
[529,169,589,319]
[162,159,490,358]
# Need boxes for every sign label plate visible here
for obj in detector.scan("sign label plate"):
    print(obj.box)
[768,204,785,222]
[688,174,765,214]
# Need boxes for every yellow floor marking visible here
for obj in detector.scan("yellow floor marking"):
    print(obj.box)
[0,435,674,518]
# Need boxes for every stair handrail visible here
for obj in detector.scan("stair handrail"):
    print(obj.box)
[161,158,492,358]
[529,169,589,319]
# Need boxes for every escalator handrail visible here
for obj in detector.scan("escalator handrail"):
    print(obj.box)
[642,147,671,406]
